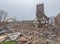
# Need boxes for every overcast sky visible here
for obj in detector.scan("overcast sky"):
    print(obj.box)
[0,0,60,20]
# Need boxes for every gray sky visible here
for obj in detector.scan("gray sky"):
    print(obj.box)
[0,0,60,20]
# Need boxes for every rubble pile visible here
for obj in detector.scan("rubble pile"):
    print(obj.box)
[0,24,60,44]
[13,27,60,44]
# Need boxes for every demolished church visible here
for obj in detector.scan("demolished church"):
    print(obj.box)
[34,3,49,28]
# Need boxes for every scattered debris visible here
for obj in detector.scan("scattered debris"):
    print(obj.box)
[0,35,7,42]
[7,32,22,41]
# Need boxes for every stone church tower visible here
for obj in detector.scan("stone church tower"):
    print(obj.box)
[36,3,44,17]
[36,3,49,28]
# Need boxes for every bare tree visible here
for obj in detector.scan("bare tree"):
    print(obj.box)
[0,10,8,22]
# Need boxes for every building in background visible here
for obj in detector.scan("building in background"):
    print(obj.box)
[49,16,55,26]
[55,13,60,26]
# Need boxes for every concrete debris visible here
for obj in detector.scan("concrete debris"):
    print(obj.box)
[0,20,60,44]
[0,35,7,42]
[0,27,60,44]
[7,32,22,41]
[0,26,12,35]
[16,34,27,43]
